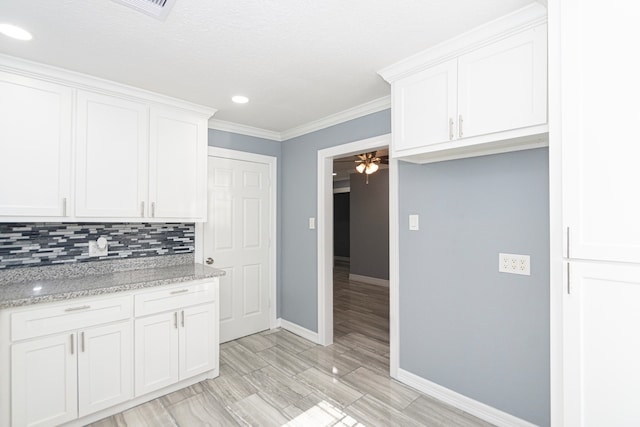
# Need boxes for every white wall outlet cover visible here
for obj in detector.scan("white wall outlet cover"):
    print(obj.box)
[89,237,109,257]
[309,217,316,230]
[498,253,530,276]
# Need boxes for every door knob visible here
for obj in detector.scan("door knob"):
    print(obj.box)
[206,257,214,265]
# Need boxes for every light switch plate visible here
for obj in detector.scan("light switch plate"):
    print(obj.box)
[309,217,316,230]
[409,214,419,231]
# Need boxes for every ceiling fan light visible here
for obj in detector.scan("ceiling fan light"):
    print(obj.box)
[356,163,366,173]
[365,163,379,174]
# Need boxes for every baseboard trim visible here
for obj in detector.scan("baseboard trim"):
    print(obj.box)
[349,273,390,287]
[278,318,320,344]
[397,369,537,427]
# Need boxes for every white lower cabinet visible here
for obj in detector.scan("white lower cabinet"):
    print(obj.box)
[2,279,219,427]
[11,333,78,427]
[134,285,217,396]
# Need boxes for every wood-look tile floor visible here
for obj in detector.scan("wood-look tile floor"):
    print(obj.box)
[90,261,492,427]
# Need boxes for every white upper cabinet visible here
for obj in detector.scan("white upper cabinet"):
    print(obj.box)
[457,25,547,139]
[393,59,457,151]
[0,57,215,222]
[379,4,548,163]
[149,105,207,221]
[0,72,72,217]
[75,91,148,219]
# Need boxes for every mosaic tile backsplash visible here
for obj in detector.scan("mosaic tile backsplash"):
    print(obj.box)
[0,223,194,270]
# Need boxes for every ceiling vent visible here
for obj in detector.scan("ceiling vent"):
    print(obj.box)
[112,0,177,21]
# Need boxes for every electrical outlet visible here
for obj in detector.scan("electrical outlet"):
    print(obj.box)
[498,253,530,276]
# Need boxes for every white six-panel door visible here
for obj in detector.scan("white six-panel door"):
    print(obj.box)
[204,157,271,343]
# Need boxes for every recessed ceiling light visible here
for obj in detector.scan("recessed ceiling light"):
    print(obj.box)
[0,23,33,41]
[232,95,249,104]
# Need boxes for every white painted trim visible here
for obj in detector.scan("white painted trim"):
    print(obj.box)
[273,318,283,329]
[0,53,216,117]
[349,274,389,288]
[196,147,278,331]
[208,119,282,142]
[281,96,391,141]
[279,319,320,344]
[316,133,396,377]
[378,3,547,83]
[388,156,400,379]
[397,369,537,427]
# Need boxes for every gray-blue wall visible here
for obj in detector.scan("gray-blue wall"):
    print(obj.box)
[280,110,391,331]
[208,129,283,317]
[398,148,550,426]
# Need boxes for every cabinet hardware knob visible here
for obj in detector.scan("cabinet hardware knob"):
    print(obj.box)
[458,115,464,138]
[151,202,155,217]
[449,118,454,140]
[181,310,185,327]
[141,201,145,217]
[206,257,214,265]
[62,197,67,217]
[70,334,74,355]
[81,331,85,352]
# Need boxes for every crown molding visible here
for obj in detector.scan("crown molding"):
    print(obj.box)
[208,95,391,142]
[207,119,282,141]
[0,54,217,117]
[280,96,391,141]
[378,3,547,83]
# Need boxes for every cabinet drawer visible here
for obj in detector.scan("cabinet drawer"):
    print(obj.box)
[11,296,132,341]
[135,281,215,316]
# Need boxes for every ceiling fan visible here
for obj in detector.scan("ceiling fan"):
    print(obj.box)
[335,151,389,184]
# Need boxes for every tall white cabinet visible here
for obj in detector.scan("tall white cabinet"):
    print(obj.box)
[553,0,640,425]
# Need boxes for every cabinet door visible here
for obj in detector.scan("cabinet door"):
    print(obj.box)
[392,59,457,152]
[75,91,148,218]
[565,262,640,426]
[78,322,133,417]
[11,333,77,427]
[561,0,640,263]
[149,105,207,220]
[0,72,72,217]
[179,304,216,379]
[134,311,179,396]
[457,24,547,138]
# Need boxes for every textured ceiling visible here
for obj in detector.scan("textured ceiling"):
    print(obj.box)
[0,0,536,132]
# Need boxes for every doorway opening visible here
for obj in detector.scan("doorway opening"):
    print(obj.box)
[316,133,399,377]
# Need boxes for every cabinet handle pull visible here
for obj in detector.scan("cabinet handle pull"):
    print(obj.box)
[81,331,85,352]
[65,305,91,312]
[449,118,454,140]
[141,201,145,217]
[170,289,189,295]
[181,310,185,327]
[62,197,67,216]
[70,334,74,355]
[151,202,155,218]
[174,311,178,329]
[566,227,570,258]
[458,115,463,138]
[567,263,571,294]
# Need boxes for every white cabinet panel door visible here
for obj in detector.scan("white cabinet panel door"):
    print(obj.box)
[75,91,148,218]
[392,59,457,152]
[457,24,547,138]
[205,157,270,342]
[565,262,640,426]
[78,322,133,417]
[562,0,640,264]
[0,73,72,217]
[11,333,77,427]
[149,106,207,220]
[179,304,216,379]
[134,312,179,396]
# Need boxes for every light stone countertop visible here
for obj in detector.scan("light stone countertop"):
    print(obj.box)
[0,255,225,309]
